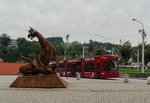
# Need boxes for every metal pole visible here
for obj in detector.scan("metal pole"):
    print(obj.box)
[137,50,139,72]
[82,46,85,58]
[132,19,146,73]
[65,33,69,79]
[141,34,145,73]
[81,60,84,78]
[64,49,66,60]
[112,47,114,55]
[82,45,85,78]
[65,61,68,79]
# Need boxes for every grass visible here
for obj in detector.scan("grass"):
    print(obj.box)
[119,68,150,73]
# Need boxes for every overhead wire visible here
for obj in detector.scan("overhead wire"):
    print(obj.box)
[99,0,119,34]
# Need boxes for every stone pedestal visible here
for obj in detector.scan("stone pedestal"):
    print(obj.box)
[10,73,68,88]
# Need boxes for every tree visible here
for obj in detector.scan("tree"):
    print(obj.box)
[0,33,11,46]
[67,41,82,58]
[55,44,65,56]
[95,46,108,55]
[132,44,150,65]
[28,41,41,59]
[17,37,41,58]
[17,37,28,47]
[47,37,64,45]
[0,45,7,58]
[119,41,133,64]
[17,38,29,57]
[144,44,150,64]
[3,47,19,62]
[0,34,19,62]
[88,40,103,56]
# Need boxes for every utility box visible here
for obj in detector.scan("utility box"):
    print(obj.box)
[76,72,81,80]
[124,74,129,83]
[147,77,150,84]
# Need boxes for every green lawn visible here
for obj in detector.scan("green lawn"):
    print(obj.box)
[119,68,150,73]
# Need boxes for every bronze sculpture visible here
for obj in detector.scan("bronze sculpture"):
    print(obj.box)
[20,27,57,75]
[10,27,68,88]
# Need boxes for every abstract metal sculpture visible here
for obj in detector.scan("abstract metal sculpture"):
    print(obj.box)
[10,28,68,88]
[19,27,57,75]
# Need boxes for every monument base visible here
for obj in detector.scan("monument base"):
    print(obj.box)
[10,73,68,88]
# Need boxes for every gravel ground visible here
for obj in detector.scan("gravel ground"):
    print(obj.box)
[0,75,150,103]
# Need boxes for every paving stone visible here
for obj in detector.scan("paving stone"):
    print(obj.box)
[0,76,150,103]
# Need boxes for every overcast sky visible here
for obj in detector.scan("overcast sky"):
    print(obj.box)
[0,0,150,46]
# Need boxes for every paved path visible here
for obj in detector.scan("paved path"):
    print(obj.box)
[0,76,150,103]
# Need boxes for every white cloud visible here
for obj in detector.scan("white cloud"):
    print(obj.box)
[0,0,150,46]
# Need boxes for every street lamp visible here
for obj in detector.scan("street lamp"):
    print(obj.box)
[132,19,146,73]
[64,34,70,79]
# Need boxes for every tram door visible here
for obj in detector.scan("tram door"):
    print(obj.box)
[96,62,101,78]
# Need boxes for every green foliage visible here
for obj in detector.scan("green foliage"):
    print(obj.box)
[17,38,28,57]
[17,37,41,59]
[0,33,11,46]
[88,40,101,53]
[95,47,110,56]
[132,44,150,64]
[0,45,7,56]
[47,37,65,60]
[145,44,150,64]
[119,68,150,73]
[0,45,18,62]
[0,34,123,62]
[17,37,27,46]
[3,47,18,62]
[67,41,82,58]
[1,33,150,64]
[0,37,41,62]
[119,41,133,64]
[0,33,18,62]
[55,43,65,56]
[119,68,138,73]
[47,37,64,45]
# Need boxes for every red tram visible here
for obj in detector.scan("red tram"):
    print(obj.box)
[58,55,119,79]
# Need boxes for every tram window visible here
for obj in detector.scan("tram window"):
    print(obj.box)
[104,60,117,71]
[76,65,81,72]
[85,62,94,72]
[76,62,81,72]
[96,62,100,71]
[76,62,81,65]
[58,64,64,72]
[67,64,73,71]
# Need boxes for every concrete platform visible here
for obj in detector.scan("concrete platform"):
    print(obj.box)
[0,76,150,103]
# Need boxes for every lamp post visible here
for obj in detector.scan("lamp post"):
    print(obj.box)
[137,49,139,72]
[132,19,146,73]
[65,34,69,78]
[82,45,85,58]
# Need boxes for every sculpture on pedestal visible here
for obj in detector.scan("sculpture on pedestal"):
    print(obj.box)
[19,27,57,75]
[10,28,68,88]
